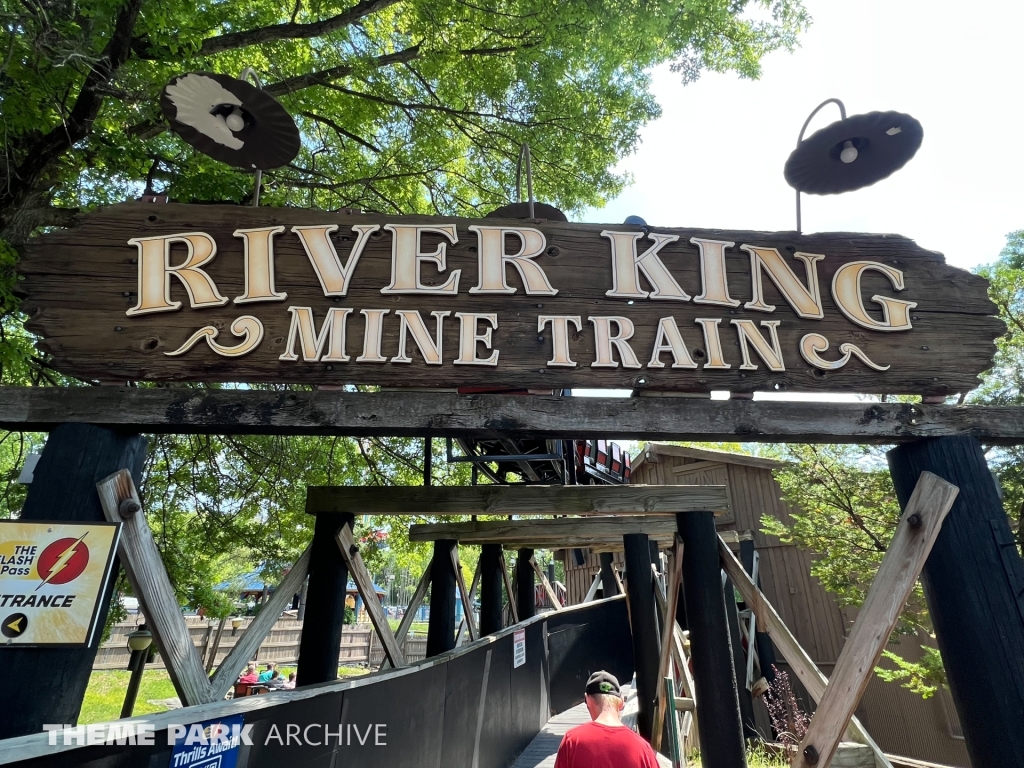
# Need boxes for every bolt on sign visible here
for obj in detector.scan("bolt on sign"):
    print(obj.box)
[0,521,121,646]
[19,203,1003,395]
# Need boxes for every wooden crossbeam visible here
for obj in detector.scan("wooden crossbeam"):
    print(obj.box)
[97,470,214,706]
[308,484,729,516]
[335,525,405,667]
[792,473,958,768]
[452,548,478,642]
[6,386,1024,445]
[499,550,519,625]
[380,564,432,671]
[409,516,683,543]
[208,546,312,700]
[718,537,893,768]
[529,556,562,609]
[652,540,682,752]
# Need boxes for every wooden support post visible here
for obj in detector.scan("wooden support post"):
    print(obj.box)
[205,617,227,674]
[480,544,504,636]
[455,556,482,644]
[623,532,661,742]
[1,424,146,739]
[516,547,536,621]
[336,525,405,667]
[97,469,213,707]
[719,536,893,768]
[296,512,353,686]
[652,540,683,752]
[451,545,478,642]
[723,572,758,740]
[599,552,621,597]
[738,539,776,687]
[209,546,313,699]
[500,550,519,625]
[426,539,457,657]
[792,471,957,768]
[530,555,563,609]
[380,563,432,671]
[888,437,1024,768]
[677,511,746,768]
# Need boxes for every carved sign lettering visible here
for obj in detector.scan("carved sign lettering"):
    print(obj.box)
[18,203,1003,395]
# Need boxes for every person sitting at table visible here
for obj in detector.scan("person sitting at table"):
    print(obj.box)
[257,662,276,683]
[265,670,287,689]
[238,664,258,685]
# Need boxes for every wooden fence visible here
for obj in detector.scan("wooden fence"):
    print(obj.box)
[94,617,427,671]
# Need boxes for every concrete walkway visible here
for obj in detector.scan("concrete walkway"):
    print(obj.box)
[511,700,672,768]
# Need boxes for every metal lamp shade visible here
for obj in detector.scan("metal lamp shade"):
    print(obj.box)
[784,110,923,195]
[161,72,301,171]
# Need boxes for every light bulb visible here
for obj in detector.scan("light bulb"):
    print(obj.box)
[840,140,858,164]
[225,108,245,132]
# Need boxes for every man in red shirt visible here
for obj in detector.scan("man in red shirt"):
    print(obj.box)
[554,671,661,768]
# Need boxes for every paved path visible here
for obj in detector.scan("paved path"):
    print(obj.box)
[511,701,672,768]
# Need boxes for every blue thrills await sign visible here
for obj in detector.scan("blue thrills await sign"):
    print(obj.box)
[169,715,246,768]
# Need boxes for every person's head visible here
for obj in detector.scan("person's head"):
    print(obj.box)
[583,671,623,721]
[265,662,275,670]
[271,670,280,679]
[246,664,255,673]
[288,672,296,682]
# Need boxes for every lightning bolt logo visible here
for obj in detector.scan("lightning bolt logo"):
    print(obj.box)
[37,533,88,589]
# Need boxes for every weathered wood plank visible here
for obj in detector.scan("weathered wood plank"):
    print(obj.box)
[452,547,478,642]
[792,473,958,768]
[96,470,214,705]
[718,535,894,768]
[409,515,683,543]
[529,555,562,610]
[5,386,1024,445]
[335,525,405,666]
[307,484,729,516]
[652,540,682,752]
[18,203,1001,396]
[208,545,312,699]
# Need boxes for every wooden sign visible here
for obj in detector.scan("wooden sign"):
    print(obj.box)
[18,203,1002,395]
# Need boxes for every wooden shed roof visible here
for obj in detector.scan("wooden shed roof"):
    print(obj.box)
[631,443,784,474]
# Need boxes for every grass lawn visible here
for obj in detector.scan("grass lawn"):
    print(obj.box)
[81,664,371,724]
[80,669,179,724]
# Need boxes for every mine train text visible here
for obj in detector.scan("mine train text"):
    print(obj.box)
[123,221,917,374]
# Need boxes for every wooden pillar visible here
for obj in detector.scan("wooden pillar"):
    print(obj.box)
[888,437,1024,768]
[479,543,504,636]
[599,552,621,597]
[426,539,457,657]
[723,574,758,740]
[677,511,747,768]
[1,423,147,739]
[296,512,353,686]
[516,547,536,621]
[623,532,661,741]
[739,539,777,685]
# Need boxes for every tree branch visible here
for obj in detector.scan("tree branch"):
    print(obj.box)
[0,0,143,221]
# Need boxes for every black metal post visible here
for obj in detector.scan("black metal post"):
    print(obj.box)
[888,436,1024,768]
[516,548,536,621]
[121,647,148,718]
[296,512,354,686]
[623,532,661,741]
[739,539,777,686]
[599,552,621,597]
[479,543,504,636]
[0,424,147,739]
[677,511,747,768]
[426,539,457,657]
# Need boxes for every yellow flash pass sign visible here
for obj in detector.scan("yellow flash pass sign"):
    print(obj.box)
[0,521,121,646]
